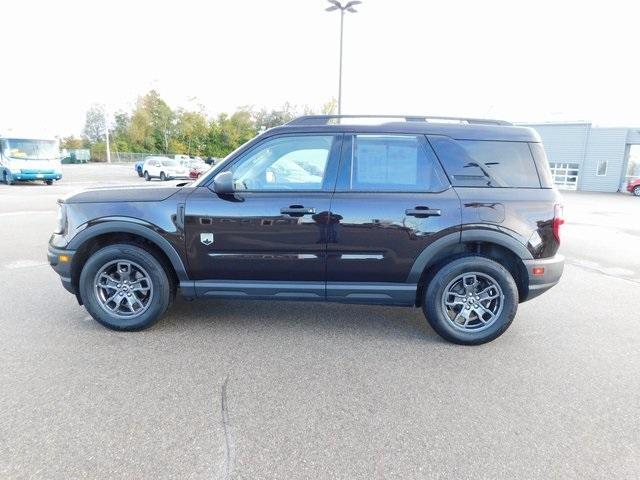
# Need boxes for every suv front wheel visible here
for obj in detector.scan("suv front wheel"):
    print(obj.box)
[79,244,173,331]
[423,256,518,345]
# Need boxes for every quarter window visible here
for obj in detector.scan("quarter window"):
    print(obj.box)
[230,135,334,191]
[346,135,448,192]
[429,136,541,188]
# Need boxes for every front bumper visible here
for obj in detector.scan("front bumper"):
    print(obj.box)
[523,254,564,301]
[48,244,76,294]
[15,172,62,181]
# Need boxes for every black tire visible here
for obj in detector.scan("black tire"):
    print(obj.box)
[144,171,151,181]
[160,171,166,181]
[634,186,640,197]
[45,180,53,185]
[137,169,143,177]
[79,243,173,331]
[422,256,518,345]
[3,171,13,185]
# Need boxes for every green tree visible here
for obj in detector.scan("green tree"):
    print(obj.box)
[82,104,105,144]
[60,136,84,149]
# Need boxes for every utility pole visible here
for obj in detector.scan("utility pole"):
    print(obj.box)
[325,1,362,115]
[104,104,111,164]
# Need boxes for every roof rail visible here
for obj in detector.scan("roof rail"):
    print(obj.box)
[287,114,512,126]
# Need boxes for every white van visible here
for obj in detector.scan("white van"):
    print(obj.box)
[0,135,63,185]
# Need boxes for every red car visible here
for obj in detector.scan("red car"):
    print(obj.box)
[627,179,640,196]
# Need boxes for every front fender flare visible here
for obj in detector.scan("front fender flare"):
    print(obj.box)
[67,219,189,282]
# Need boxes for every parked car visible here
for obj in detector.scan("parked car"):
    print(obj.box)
[184,159,210,179]
[626,178,640,196]
[141,156,189,181]
[48,114,564,345]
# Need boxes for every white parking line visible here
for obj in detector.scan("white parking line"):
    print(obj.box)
[0,211,56,217]
[2,260,49,270]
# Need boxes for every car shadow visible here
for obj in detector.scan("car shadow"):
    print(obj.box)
[157,297,442,344]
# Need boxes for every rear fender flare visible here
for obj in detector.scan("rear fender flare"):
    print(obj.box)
[407,229,532,283]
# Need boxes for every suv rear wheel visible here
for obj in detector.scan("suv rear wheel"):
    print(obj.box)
[423,256,518,345]
[144,171,151,181]
[79,244,173,331]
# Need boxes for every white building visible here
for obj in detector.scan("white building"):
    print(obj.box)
[520,123,640,192]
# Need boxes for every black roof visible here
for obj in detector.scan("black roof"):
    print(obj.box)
[268,115,540,142]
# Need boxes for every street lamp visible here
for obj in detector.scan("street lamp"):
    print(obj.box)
[326,0,362,115]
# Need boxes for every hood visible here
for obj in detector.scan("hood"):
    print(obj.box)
[63,185,182,204]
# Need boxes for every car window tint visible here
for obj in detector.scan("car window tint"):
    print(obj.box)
[429,136,541,188]
[349,135,448,192]
[231,135,334,191]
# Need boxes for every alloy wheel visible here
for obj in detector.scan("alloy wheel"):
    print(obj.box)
[93,260,154,318]
[441,272,504,332]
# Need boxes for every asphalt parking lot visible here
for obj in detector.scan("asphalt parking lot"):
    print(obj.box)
[1,164,639,479]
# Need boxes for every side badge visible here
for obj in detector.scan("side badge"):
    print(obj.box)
[200,232,214,246]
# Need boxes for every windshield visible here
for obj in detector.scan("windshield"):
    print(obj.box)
[162,160,178,167]
[3,138,59,160]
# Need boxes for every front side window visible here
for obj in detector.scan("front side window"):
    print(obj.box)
[346,135,448,192]
[230,135,334,191]
[429,136,541,188]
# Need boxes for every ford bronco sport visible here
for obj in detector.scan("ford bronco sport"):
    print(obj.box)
[48,115,564,345]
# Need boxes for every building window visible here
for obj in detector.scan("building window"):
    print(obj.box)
[597,160,608,176]
[549,162,580,190]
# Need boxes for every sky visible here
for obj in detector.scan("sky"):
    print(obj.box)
[2,0,640,137]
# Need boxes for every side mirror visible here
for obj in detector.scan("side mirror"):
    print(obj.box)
[213,171,234,194]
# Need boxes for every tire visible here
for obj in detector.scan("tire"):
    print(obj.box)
[633,186,640,197]
[45,180,53,185]
[422,256,519,345]
[137,167,143,177]
[160,171,166,181]
[79,244,173,331]
[3,171,13,185]
[144,171,151,181]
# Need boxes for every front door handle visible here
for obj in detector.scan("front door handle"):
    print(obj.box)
[280,205,316,217]
[405,206,442,218]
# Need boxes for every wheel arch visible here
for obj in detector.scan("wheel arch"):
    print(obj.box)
[68,221,188,301]
[410,230,531,306]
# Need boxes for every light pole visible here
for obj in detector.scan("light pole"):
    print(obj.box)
[103,104,111,164]
[326,0,362,115]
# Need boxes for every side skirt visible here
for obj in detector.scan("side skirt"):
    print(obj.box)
[180,280,417,306]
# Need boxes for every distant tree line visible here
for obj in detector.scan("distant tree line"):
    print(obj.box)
[60,90,337,161]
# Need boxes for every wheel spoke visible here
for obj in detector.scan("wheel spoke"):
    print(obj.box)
[96,273,119,289]
[478,285,500,302]
[445,292,466,306]
[472,303,495,324]
[462,274,478,294]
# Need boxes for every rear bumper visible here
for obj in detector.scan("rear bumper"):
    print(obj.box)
[48,244,76,294]
[523,254,564,301]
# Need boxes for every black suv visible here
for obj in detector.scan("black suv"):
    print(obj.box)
[48,115,564,345]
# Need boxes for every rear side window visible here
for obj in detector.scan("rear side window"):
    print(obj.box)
[428,136,541,188]
[340,134,449,192]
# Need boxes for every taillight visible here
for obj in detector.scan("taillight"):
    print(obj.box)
[552,204,564,243]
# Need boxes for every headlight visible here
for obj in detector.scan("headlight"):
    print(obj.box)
[54,203,67,234]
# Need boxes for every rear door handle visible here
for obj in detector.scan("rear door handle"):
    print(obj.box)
[280,205,316,217]
[405,206,441,217]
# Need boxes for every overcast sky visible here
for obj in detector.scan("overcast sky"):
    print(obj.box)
[2,0,640,137]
